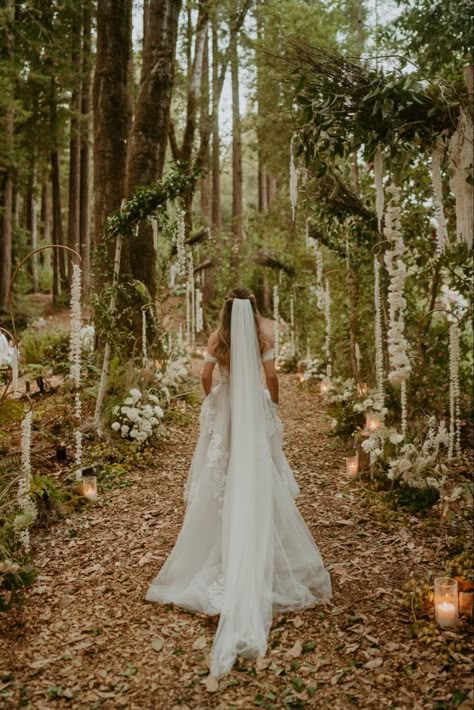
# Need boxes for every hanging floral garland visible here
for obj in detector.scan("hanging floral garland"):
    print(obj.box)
[315,241,324,310]
[431,137,448,255]
[448,109,474,249]
[176,209,187,275]
[195,288,203,333]
[13,410,36,552]
[373,254,385,408]
[383,186,411,387]
[142,309,148,365]
[151,217,159,252]
[290,295,295,357]
[324,279,332,380]
[273,285,280,358]
[400,379,407,438]
[373,146,384,232]
[69,264,83,480]
[448,321,461,459]
[289,134,298,222]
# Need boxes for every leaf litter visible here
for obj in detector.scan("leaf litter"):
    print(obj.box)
[0,364,472,708]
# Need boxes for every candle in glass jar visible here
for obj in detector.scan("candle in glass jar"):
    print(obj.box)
[366,413,380,432]
[320,380,329,395]
[346,456,358,475]
[82,471,97,501]
[434,577,458,628]
[436,601,457,627]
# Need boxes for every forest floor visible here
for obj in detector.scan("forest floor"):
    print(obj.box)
[1,359,473,710]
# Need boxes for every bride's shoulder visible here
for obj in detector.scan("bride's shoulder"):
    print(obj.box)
[206,331,219,356]
[258,317,274,343]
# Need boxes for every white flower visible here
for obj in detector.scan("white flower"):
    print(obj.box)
[389,432,404,445]
[148,394,159,404]
[153,406,164,418]
[121,425,130,437]
[129,388,142,399]
[111,422,120,432]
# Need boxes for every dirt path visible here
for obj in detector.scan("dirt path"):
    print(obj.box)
[2,369,472,709]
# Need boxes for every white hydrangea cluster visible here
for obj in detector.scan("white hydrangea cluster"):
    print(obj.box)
[0,332,16,369]
[299,356,324,383]
[157,356,190,391]
[387,419,449,490]
[353,392,388,419]
[325,377,355,404]
[361,424,404,465]
[111,388,164,444]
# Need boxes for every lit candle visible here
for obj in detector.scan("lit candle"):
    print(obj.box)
[365,413,380,432]
[346,455,358,475]
[298,373,305,384]
[434,577,458,628]
[82,469,97,501]
[320,380,329,395]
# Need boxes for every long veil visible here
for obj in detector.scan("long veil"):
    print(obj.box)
[210,298,274,677]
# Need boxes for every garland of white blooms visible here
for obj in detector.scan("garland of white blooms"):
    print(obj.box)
[11,345,18,394]
[273,284,280,358]
[151,217,159,252]
[289,134,298,222]
[142,309,148,364]
[448,322,461,459]
[69,264,83,480]
[383,186,411,385]
[290,295,295,356]
[13,410,36,551]
[195,288,203,333]
[315,241,324,310]
[176,209,187,275]
[373,254,385,408]
[324,279,332,379]
[373,146,384,232]
[431,137,448,255]
[448,109,474,249]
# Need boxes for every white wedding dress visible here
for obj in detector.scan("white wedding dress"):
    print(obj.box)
[146,300,332,676]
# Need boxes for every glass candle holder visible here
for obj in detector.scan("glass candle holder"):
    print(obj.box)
[320,380,330,395]
[365,412,381,432]
[346,455,358,475]
[434,577,458,628]
[82,471,98,501]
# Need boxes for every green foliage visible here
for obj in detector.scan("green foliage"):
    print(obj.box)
[20,326,70,375]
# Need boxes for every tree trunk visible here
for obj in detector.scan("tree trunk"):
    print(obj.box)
[0,0,14,310]
[51,147,68,300]
[79,0,92,295]
[231,27,243,255]
[211,16,221,235]
[25,167,39,292]
[93,0,132,282]
[125,0,181,298]
[199,28,211,223]
[67,8,82,283]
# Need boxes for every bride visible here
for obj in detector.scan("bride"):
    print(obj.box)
[146,287,332,677]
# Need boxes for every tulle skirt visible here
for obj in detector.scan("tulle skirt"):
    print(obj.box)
[145,381,332,614]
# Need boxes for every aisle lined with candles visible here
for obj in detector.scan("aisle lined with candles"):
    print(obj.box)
[1,362,472,709]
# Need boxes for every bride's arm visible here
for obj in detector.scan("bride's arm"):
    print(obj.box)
[263,359,279,405]
[201,333,217,396]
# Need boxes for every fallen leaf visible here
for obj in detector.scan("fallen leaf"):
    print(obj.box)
[151,637,164,652]
[287,640,303,658]
[292,616,303,628]
[364,658,383,669]
[192,635,207,650]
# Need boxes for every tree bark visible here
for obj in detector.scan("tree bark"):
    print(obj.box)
[211,15,221,234]
[231,25,243,254]
[0,0,14,310]
[67,7,82,284]
[25,166,39,292]
[124,0,181,298]
[93,0,132,278]
[199,28,211,223]
[79,0,92,295]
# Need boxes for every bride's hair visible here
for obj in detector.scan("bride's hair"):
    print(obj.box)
[214,287,267,367]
